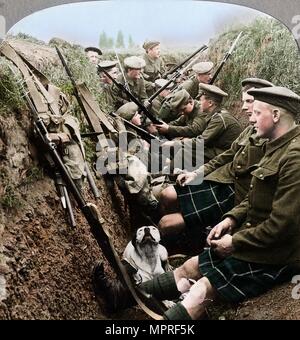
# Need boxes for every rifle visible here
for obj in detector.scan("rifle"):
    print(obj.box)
[162,44,208,79]
[55,170,77,228]
[25,90,166,320]
[114,49,131,93]
[97,65,163,125]
[55,47,106,199]
[149,47,208,103]
[210,31,243,84]
[110,112,160,143]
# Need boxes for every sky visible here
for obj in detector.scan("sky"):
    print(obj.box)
[8,0,268,48]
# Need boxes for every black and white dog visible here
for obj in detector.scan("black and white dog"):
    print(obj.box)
[123,226,170,285]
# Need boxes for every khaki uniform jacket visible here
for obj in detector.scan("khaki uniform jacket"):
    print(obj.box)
[99,83,115,111]
[151,95,165,117]
[167,101,206,138]
[112,74,148,110]
[158,94,179,123]
[143,54,165,82]
[225,126,300,267]
[204,126,267,204]
[199,110,242,161]
[181,76,200,99]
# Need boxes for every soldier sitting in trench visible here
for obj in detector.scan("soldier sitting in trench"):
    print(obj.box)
[93,85,300,320]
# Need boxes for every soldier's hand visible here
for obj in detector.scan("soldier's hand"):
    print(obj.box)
[176,172,198,187]
[210,234,234,258]
[155,122,169,135]
[207,217,236,246]
[143,100,151,109]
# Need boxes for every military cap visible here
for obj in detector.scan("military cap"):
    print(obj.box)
[248,86,300,116]
[200,83,228,102]
[169,89,191,110]
[192,62,214,74]
[143,41,160,51]
[124,56,146,69]
[98,60,118,70]
[116,102,139,121]
[155,78,174,89]
[84,46,102,55]
[242,78,274,89]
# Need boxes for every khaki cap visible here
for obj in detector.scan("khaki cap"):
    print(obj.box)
[155,78,174,89]
[242,78,274,89]
[98,60,118,70]
[124,56,146,69]
[116,102,139,121]
[170,89,191,110]
[192,62,214,74]
[200,83,228,101]
[248,86,300,116]
[143,41,160,50]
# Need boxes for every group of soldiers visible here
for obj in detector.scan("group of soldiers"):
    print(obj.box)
[86,40,300,320]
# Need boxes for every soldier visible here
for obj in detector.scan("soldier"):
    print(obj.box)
[150,78,174,117]
[158,62,214,122]
[196,84,242,162]
[85,46,102,65]
[155,89,206,139]
[142,40,165,83]
[93,86,300,320]
[112,56,148,110]
[181,61,214,99]
[97,60,119,111]
[158,78,273,241]
[112,102,159,218]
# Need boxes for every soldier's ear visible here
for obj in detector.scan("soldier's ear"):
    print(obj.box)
[272,108,281,123]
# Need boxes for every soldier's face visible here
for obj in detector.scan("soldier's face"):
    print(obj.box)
[200,95,212,113]
[86,51,100,65]
[127,68,142,80]
[197,72,212,84]
[131,112,142,126]
[148,45,161,59]
[108,67,119,80]
[180,101,194,115]
[242,91,255,122]
[253,101,277,139]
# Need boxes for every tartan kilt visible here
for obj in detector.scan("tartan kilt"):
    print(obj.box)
[175,180,235,233]
[199,248,296,303]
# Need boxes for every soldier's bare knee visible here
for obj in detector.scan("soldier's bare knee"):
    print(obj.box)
[176,256,200,279]
[160,186,177,206]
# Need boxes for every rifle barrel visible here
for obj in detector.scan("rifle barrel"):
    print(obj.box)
[162,44,208,78]
[98,65,163,125]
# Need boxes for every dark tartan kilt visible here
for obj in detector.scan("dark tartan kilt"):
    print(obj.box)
[199,248,296,303]
[175,180,235,234]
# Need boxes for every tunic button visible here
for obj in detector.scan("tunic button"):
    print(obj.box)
[259,174,264,178]
[250,184,254,189]
[241,151,245,155]
[246,222,252,227]
[237,165,242,169]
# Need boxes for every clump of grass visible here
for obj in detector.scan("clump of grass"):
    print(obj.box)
[208,17,300,114]
[0,184,22,209]
[23,166,44,185]
[0,57,26,116]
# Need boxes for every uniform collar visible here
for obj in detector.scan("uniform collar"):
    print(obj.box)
[265,125,300,155]
[144,53,156,65]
